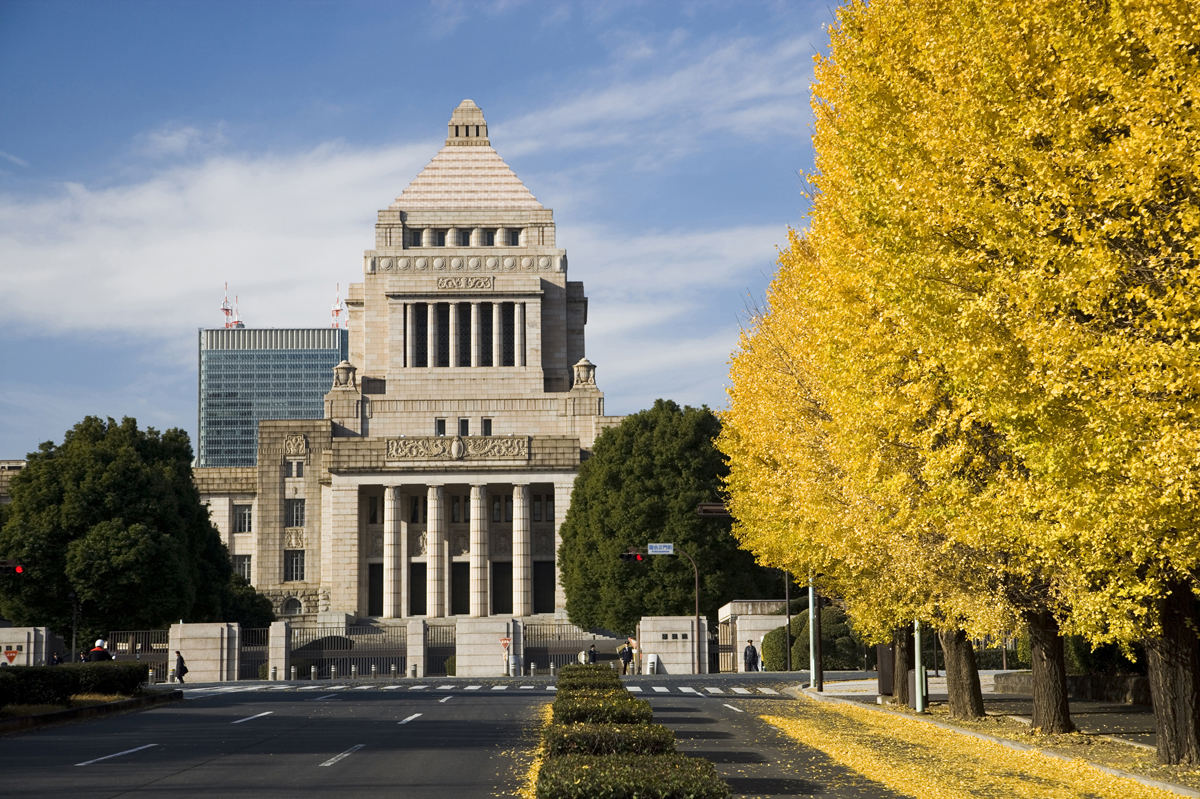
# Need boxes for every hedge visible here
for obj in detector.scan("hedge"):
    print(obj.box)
[536,753,730,799]
[543,722,676,756]
[0,663,149,709]
[556,664,621,691]
[552,693,653,725]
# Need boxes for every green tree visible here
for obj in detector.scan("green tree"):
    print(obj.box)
[0,416,268,637]
[558,400,777,634]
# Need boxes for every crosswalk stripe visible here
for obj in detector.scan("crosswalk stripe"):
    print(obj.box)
[652,686,669,693]
[732,687,751,694]
[519,685,534,690]
[491,685,508,690]
[353,686,373,690]
[705,687,725,694]
[627,686,643,692]
[436,685,454,690]
[466,685,482,690]
[382,685,403,690]
[757,687,778,694]
[680,687,699,694]
[409,685,429,691]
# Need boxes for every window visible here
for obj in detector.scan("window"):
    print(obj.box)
[408,228,423,247]
[507,229,521,246]
[368,495,380,525]
[545,494,554,521]
[285,459,304,478]
[492,496,501,523]
[232,555,251,582]
[233,504,253,533]
[435,418,446,436]
[282,597,303,615]
[435,229,447,246]
[284,549,305,582]
[504,495,513,522]
[410,495,424,523]
[532,497,542,522]
[451,496,461,523]
[483,228,496,246]
[285,498,305,528]
[458,418,469,436]
[481,418,492,436]
[458,229,471,246]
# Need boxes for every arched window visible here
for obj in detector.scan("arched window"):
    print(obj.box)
[282,597,303,616]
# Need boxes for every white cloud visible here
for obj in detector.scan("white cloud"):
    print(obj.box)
[134,123,228,160]
[0,150,29,168]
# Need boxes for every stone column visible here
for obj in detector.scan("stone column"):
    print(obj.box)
[399,490,411,618]
[552,480,574,612]
[383,486,402,618]
[492,302,502,367]
[515,302,526,367]
[329,481,360,614]
[470,302,481,367]
[405,303,415,369]
[512,484,531,616]
[469,485,489,616]
[427,303,439,368]
[448,303,459,367]
[426,485,445,617]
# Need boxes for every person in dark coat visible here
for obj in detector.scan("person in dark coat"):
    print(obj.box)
[743,640,760,673]
[87,639,112,662]
[618,640,634,675]
[587,644,597,664]
[175,651,188,684]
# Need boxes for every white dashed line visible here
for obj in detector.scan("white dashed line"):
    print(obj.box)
[680,687,699,694]
[268,685,292,691]
[397,713,422,725]
[732,687,751,694]
[326,685,348,691]
[409,685,429,691]
[519,685,534,689]
[436,685,454,690]
[491,685,508,691]
[723,703,744,713]
[319,744,364,767]
[382,685,403,690]
[231,711,273,724]
[705,687,725,694]
[465,685,482,691]
[439,696,453,703]
[353,686,373,690]
[75,744,159,767]
[297,685,323,691]
[652,687,669,693]
[627,686,643,692]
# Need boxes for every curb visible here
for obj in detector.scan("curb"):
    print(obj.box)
[0,689,183,736]
[788,686,1200,799]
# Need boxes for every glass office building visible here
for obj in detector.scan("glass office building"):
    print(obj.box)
[197,327,349,467]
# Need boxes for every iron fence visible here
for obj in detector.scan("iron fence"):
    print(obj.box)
[426,623,455,676]
[523,622,618,671]
[108,629,170,682]
[238,627,270,680]
[289,624,407,679]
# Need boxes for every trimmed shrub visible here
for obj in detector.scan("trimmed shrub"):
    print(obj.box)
[0,666,73,706]
[557,664,621,691]
[552,693,652,725]
[536,753,730,799]
[543,722,676,756]
[65,662,149,696]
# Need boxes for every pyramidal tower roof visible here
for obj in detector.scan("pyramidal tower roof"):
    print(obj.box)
[390,99,543,211]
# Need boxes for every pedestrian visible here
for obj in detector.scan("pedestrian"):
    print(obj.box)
[175,651,188,684]
[618,640,634,675]
[744,639,760,673]
[587,644,597,664]
[87,639,112,662]
[48,651,62,666]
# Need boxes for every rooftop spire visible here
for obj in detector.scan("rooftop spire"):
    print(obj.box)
[446,98,489,146]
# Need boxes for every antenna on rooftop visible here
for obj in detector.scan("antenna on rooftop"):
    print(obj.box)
[220,282,234,328]
[332,283,346,329]
[232,295,244,328]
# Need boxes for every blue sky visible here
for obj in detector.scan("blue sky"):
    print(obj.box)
[0,0,832,459]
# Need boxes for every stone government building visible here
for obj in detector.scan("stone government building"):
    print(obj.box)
[195,100,622,624]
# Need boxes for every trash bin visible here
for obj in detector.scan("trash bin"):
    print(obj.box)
[645,653,659,675]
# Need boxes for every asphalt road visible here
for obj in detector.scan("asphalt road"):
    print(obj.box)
[0,672,905,798]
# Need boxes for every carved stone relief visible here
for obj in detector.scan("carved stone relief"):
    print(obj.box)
[437,276,493,290]
[386,436,529,461]
[453,533,469,556]
[283,433,308,456]
[409,529,427,556]
[284,529,306,549]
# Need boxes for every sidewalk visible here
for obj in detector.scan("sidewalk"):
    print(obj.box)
[815,670,1158,749]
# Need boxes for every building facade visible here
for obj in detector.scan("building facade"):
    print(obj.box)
[197,327,350,467]
[195,100,620,622]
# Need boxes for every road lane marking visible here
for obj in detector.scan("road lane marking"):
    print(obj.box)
[490,685,507,690]
[680,687,699,694]
[409,685,429,691]
[398,713,423,725]
[547,686,557,691]
[757,687,779,695]
[732,687,751,694]
[439,696,453,703]
[627,686,643,692]
[382,685,403,690]
[319,744,365,767]
[466,685,482,690]
[436,685,453,690]
[310,693,339,701]
[297,685,323,691]
[723,703,745,713]
[705,687,725,694]
[327,685,348,690]
[353,686,373,690]
[75,744,159,766]
[652,686,669,693]
[268,685,292,691]
[231,711,274,724]
[519,685,534,689]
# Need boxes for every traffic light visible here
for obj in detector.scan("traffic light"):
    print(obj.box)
[619,550,645,564]
[0,560,24,576]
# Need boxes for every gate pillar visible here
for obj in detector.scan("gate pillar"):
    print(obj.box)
[269,620,291,679]
[407,619,427,678]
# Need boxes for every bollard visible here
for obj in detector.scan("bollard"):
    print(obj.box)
[291,665,297,681]
[148,668,155,683]
[331,665,338,680]
[391,663,398,678]
[410,663,417,678]
[271,666,277,681]
[529,664,536,676]
[549,663,555,677]
[310,665,317,680]
[170,668,176,683]
[351,664,357,679]
[371,664,378,679]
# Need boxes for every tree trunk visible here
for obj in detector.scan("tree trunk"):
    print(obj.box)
[1026,609,1074,733]
[893,627,912,706]
[1144,582,1200,765]
[939,628,985,720]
